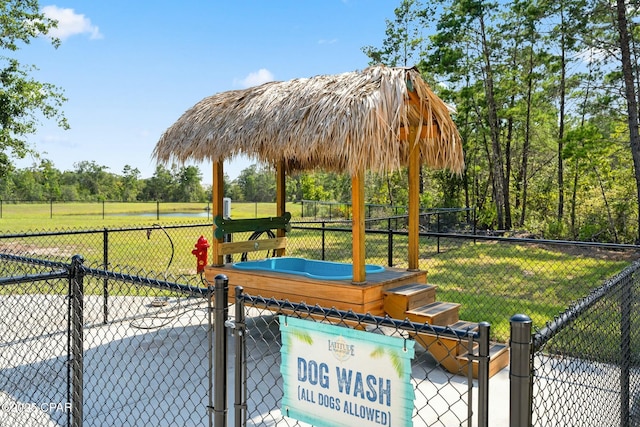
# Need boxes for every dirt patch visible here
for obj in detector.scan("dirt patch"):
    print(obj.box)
[532,242,640,262]
[0,242,78,258]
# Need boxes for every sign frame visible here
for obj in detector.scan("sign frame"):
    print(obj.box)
[280,315,415,427]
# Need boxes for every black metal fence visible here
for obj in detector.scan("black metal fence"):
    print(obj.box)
[0,223,215,279]
[0,200,215,220]
[298,201,475,231]
[230,289,493,427]
[287,220,638,342]
[0,254,495,426]
[300,199,412,219]
[509,260,640,427]
[0,219,637,342]
[0,253,214,427]
[1,229,640,425]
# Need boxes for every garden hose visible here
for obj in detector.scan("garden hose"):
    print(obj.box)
[240,229,277,261]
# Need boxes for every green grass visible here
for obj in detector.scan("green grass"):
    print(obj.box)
[0,201,305,277]
[0,201,302,232]
[0,203,633,342]
[285,228,633,341]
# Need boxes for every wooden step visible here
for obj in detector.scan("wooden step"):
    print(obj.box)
[405,301,460,326]
[383,283,437,319]
[411,324,477,362]
[410,326,509,378]
[458,343,510,378]
[447,321,479,332]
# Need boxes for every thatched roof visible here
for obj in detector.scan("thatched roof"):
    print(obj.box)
[153,65,464,175]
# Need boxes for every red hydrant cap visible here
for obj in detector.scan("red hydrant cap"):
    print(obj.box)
[195,235,210,249]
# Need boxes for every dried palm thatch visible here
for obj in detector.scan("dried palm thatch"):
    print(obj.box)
[153,65,464,176]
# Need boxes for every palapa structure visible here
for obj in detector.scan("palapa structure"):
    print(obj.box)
[154,65,464,283]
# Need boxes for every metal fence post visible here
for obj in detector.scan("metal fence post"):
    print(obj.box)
[477,322,490,427]
[510,314,533,427]
[207,281,215,427]
[621,274,632,426]
[70,254,85,427]
[321,222,326,261]
[387,218,393,267]
[234,286,246,427]
[103,228,109,324]
[473,206,477,241]
[213,274,229,427]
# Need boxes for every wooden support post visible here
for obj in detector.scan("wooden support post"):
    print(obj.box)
[352,169,366,283]
[212,161,225,266]
[408,133,420,271]
[276,161,286,257]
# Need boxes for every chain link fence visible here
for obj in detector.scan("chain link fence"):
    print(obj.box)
[231,290,493,427]
[517,260,640,427]
[0,252,214,427]
[1,218,640,426]
[0,223,215,276]
[0,219,637,338]
[0,201,214,220]
[287,221,638,342]
[0,253,497,427]
[0,220,637,342]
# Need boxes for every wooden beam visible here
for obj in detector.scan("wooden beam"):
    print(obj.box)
[351,169,366,283]
[405,84,421,108]
[399,124,440,141]
[402,81,442,141]
[212,161,225,266]
[213,214,291,239]
[219,237,287,255]
[408,132,420,271]
[276,160,286,256]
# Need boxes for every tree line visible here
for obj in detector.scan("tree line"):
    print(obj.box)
[359,0,640,244]
[0,161,211,203]
[0,160,445,209]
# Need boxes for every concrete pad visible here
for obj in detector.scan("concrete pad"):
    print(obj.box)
[0,294,513,426]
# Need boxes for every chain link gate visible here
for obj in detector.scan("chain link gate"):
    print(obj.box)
[0,253,218,427]
[0,255,75,427]
[209,275,493,427]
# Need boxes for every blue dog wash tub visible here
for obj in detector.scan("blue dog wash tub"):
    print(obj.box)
[232,257,385,281]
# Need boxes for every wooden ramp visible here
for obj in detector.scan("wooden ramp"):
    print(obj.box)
[204,264,509,378]
[383,283,509,379]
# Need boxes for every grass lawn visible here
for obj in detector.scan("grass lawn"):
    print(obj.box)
[0,202,634,342]
[285,226,634,341]
[0,201,303,232]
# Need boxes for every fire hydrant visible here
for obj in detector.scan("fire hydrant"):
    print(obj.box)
[191,235,210,274]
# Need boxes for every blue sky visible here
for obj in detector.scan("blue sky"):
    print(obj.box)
[14,1,398,183]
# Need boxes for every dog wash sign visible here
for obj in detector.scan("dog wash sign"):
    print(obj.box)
[280,316,415,427]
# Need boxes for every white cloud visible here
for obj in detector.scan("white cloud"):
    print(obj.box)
[318,38,338,45]
[41,6,103,40]
[233,68,275,88]
[42,134,68,143]
[41,134,76,148]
